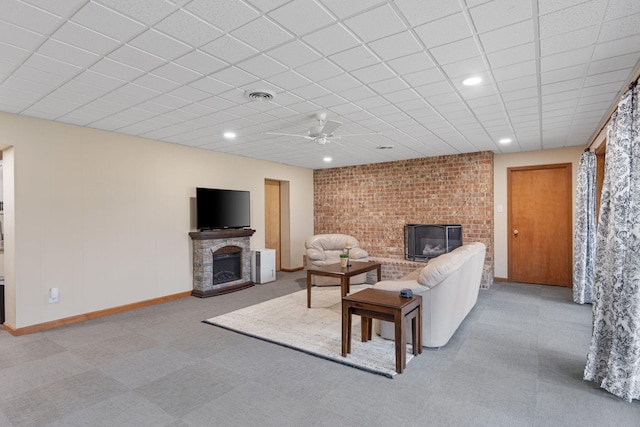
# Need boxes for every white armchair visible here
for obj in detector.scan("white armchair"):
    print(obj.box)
[304,234,369,286]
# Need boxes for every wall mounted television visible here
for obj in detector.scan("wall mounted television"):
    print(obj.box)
[196,187,250,231]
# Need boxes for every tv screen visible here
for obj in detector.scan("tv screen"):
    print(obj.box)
[196,187,250,231]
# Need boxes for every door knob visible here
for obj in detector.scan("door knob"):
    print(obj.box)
[513,229,519,235]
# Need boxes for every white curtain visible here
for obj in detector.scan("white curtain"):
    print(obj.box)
[573,151,596,304]
[584,84,640,402]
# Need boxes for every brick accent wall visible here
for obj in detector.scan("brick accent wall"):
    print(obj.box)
[314,151,494,287]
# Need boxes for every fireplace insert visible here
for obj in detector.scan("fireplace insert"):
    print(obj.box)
[405,224,462,261]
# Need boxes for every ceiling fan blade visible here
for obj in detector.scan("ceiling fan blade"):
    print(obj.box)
[320,119,342,136]
[263,132,312,139]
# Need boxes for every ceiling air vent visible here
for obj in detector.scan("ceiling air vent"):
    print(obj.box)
[245,89,275,101]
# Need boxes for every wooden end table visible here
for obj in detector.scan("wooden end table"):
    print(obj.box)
[306,261,381,308]
[341,288,422,374]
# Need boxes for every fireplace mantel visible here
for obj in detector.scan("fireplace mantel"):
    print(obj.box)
[189,229,256,297]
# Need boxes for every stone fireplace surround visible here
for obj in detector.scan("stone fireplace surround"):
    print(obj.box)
[189,229,255,297]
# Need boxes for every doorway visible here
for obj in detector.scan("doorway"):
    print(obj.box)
[507,163,572,286]
[264,179,281,271]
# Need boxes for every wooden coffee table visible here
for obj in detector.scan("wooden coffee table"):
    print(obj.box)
[341,288,422,374]
[306,261,381,308]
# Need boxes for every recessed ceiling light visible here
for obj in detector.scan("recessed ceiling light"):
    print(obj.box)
[499,138,512,144]
[223,131,236,139]
[323,157,332,162]
[462,76,482,86]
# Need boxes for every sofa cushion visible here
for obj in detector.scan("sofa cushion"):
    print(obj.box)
[417,248,467,288]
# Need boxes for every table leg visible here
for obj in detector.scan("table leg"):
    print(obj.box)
[341,276,349,297]
[342,300,349,356]
[307,271,312,308]
[376,264,382,282]
[361,317,372,342]
[415,305,422,354]
[395,312,405,374]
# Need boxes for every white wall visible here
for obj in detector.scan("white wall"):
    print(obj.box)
[0,112,314,329]
[493,146,585,279]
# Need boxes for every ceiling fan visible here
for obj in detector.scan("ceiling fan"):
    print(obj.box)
[264,112,345,145]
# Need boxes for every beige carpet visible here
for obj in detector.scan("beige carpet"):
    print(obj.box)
[204,285,416,378]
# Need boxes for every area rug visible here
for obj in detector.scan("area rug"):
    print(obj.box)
[203,285,416,378]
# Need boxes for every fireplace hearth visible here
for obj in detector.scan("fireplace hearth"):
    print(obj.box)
[405,224,462,262]
[189,229,255,297]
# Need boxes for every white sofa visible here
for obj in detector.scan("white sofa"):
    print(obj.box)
[304,234,369,286]
[373,242,486,347]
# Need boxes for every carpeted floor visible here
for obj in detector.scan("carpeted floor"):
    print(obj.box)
[204,284,415,377]
[2,270,640,426]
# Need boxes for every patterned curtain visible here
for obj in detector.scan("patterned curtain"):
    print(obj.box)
[573,151,596,304]
[584,84,640,402]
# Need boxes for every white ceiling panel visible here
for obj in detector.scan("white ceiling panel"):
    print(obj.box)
[1,0,639,169]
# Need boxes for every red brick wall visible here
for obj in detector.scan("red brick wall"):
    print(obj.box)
[314,151,494,285]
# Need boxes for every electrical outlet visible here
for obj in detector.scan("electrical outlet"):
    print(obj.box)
[49,288,59,303]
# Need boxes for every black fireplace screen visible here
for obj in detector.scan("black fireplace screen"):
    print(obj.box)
[213,251,241,285]
[405,224,462,261]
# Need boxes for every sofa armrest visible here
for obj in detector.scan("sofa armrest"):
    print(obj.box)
[373,280,424,293]
[349,247,368,259]
[306,249,325,261]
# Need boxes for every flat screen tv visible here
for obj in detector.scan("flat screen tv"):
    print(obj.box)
[196,187,250,231]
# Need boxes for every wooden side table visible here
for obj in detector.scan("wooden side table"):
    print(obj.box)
[342,288,422,374]
[306,261,381,308]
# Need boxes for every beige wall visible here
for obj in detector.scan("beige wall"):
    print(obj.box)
[493,146,585,279]
[0,112,314,329]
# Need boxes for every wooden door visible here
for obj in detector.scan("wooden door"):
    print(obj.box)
[508,163,572,286]
[264,179,281,270]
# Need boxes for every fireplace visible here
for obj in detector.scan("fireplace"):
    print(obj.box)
[405,224,462,262]
[189,229,255,297]
[213,246,241,285]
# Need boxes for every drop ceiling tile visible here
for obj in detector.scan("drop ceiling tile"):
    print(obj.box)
[541,79,581,95]
[486,42,535,68]
[542,89,579,103]
[430,38,480,65]
[387,52,436,75]
[496,74,538,93]
[369,77,409,94]
[52,22,120,55]
[493,60,537,81]
[343,4,407,42]
[479,20,534,53]
[296,59,343,82]
[329,46,380,71]
[313,93,348,108]
[89,58,144,82]
[236,54,288,78]
[394,0,461,26]
[319,0,388,19]
[355,95,390,109]
[109,45,166,72]
[268,0,335,36]
[401,67,446,87]
[289,83,331,100]
[266,70,312,90]
[210,66,259,88]
[22,0,87,18]
[232,16,293,51]
[245,0,290,13]
[2,0,61,35]
[592,34,640,61]
[0,44,29,68]
[74,70,125,91]
[22,53,80,80]
[153,63,202,84]
[368,31,423,61]
[414,13,471,48]
[267,40,322,69]
[318,73,361,92]
[102,83,160,104]
[174,50,228,75]
[155,10,224,47]
[599,13,640,43]
[469,0,532,33]
[150,93,191,109]
[339,85,377,102]
[72,2,145,41]
[134,73,180,92]
[584,69,630,87]
[415,80,455,98]
[580,82,623,97]
[129,30,192,61]
[425,92,461,107]
[540,27,596,56]
[441,56,487,79]
[501,86,538,101]
[541,65,587,85]
[540,47,591,73]
[201,35,259,64]
[0,20,47,51]
[351,63,395,84]
[539,1,606,39]
[36,39,99,68]
[185,0,259,32]
[604,0,640,20]
[96,0,176,25]
[459,85,498,101]
[383,89,420,104]
[302,24,360,56]
[587,53,639,75]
